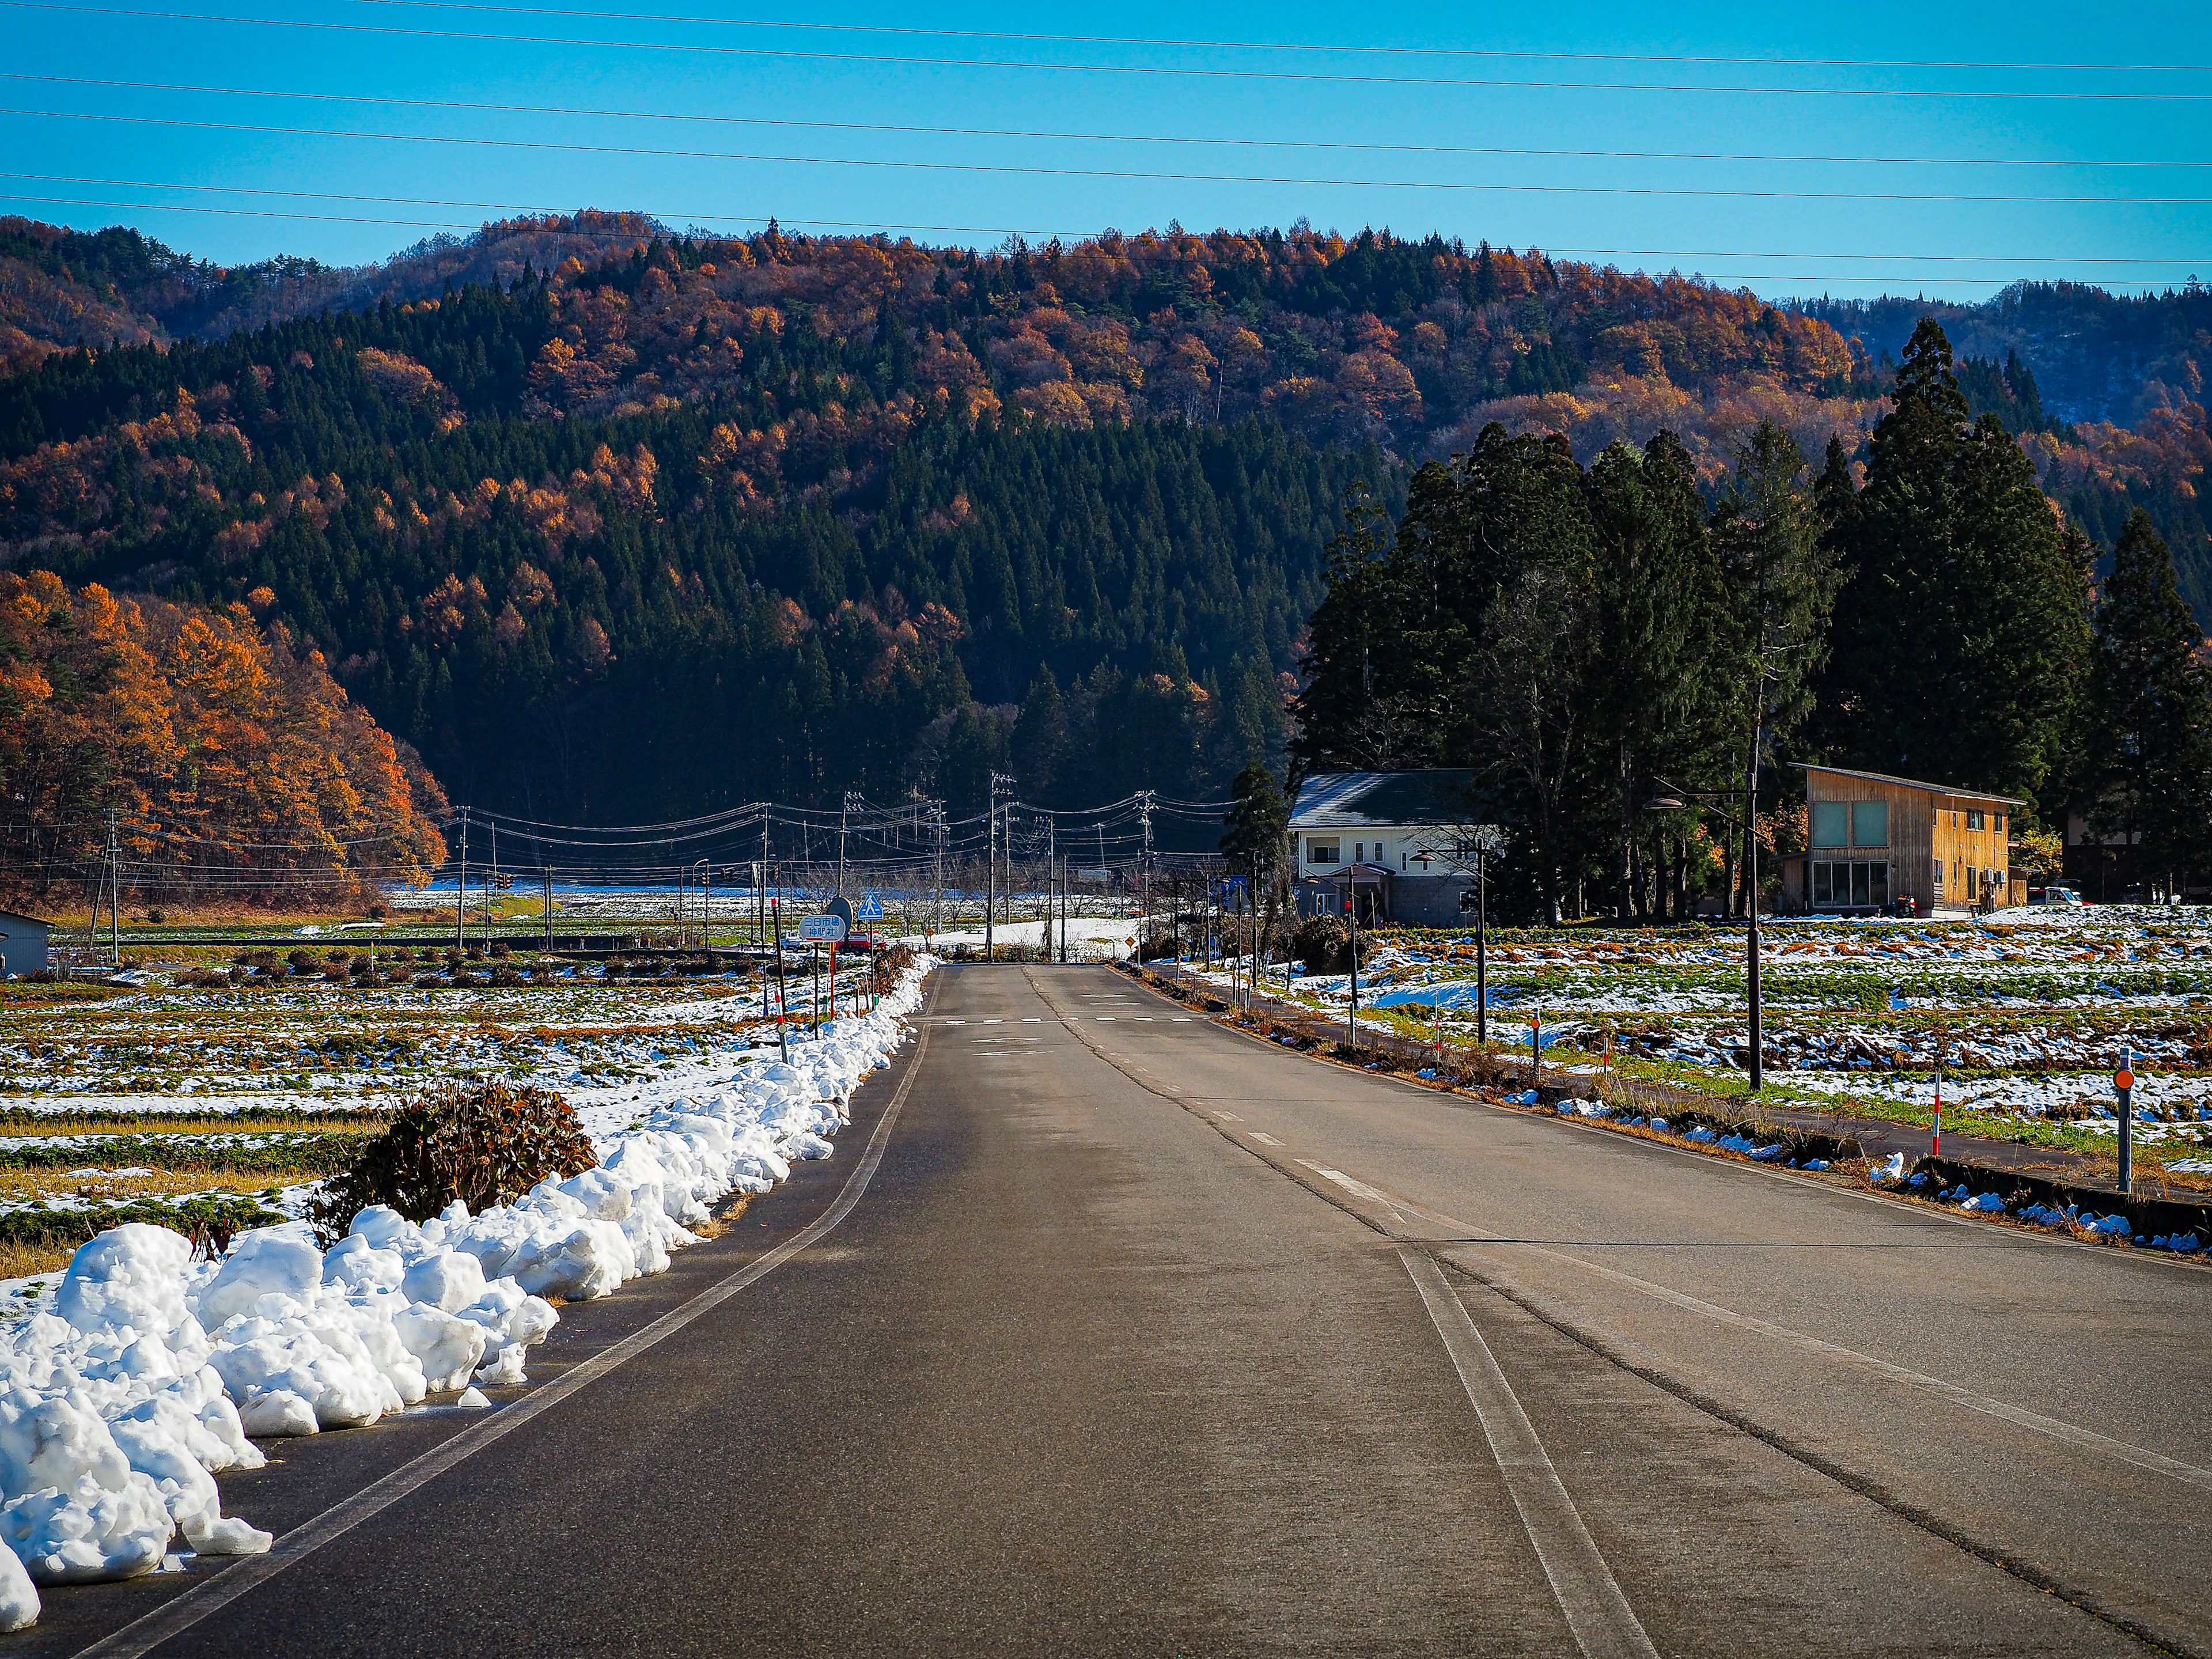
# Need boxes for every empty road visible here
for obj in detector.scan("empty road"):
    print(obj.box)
[32,964,2212,1657]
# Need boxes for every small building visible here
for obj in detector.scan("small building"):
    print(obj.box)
[1779,766,2022,917]
[1289,770,1475,927]
[0,910,51,976]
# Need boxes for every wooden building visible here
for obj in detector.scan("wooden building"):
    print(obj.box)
[1779,765,2023,916]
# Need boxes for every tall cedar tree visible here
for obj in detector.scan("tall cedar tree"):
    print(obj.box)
[1710,422,1842,914]
[1585,430,1736,919]
[1815,319,2090,802]
[2088,510,2212,885]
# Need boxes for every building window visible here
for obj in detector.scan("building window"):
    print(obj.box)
[1850,800,1888,847]
[1355,842,1365,863]
[1965,809,1984,831]
[1309,841,1339,865]
[1812,860,1890,909]
[1810,801,1849,848]
[1995,813,2005,832]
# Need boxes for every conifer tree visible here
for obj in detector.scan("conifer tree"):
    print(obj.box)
[1815,318,2088,801]
[2089,510,2212,888]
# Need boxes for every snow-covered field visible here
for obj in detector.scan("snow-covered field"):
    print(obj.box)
[0,960,931,1631]
[1196,907,2212,1165]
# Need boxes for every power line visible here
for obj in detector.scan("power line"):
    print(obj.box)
[9,3,2212,100]
[346,2,2212,77]
[3,172,2195,272]
[7,73,2205,171]
[8,111,2210,205]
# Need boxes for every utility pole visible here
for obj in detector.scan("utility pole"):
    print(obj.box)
[839,790,863,896]
[1138,790,1154,959]
[543,865,553,951]
[455,809,468,952]
[487,820,497,942]
[987,771,1015,961]
[104,808,120,965]
[759,817,771,950]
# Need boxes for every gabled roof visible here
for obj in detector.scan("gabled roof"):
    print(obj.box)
[1290,770,1474,830]
[0,910,50,927]
[1794,763,2025,807]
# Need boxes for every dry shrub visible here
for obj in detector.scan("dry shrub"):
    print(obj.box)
[307,1080,596,1239]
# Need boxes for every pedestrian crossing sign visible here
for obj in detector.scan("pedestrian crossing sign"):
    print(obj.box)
[856,892,885,921]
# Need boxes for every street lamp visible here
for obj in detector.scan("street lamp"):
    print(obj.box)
[1645,782,1764,1091]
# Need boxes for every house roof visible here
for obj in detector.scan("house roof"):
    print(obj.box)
[0,910,50,926]
[1793,763,2025,807]
[1290,770,1475,830]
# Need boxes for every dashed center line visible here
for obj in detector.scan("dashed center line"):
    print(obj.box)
[1248,1131,1284,1147]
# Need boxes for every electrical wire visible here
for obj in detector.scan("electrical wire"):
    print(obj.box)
[8,3,2212,100]
[346,3,2212,77]
[7,111,2208,206]
[6,73,2205,171]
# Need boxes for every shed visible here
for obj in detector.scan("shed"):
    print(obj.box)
[0,910,51,976]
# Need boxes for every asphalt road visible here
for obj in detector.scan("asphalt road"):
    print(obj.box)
[29,964,2212,1657]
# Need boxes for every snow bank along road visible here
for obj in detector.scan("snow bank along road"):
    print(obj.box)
[28,963,2212,1657]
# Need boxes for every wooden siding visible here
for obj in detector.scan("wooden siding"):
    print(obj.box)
[1801,768,2018,912]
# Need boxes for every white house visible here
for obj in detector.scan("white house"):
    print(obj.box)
[1289,771,1475,926]
[0,910,51,976]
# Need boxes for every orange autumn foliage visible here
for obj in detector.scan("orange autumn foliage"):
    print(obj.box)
[0,571,447,906]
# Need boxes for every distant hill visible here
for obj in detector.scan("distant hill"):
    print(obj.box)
[1791,281,2212,428]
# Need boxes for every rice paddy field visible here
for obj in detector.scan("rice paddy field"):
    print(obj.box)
[1215,906,2212,1185]
[0,943,815,1276]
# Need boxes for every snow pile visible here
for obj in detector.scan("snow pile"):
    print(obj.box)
[0,959,931,1627]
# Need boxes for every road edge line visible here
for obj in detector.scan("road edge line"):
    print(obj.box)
[74,991,938,1659]
[1397,1246,1658,1659]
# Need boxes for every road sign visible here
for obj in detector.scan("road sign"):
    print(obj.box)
[855,892,885,922]
[800,914,849,943]
[2116,1052,2136,1195]
[2114,1068,2135,1093]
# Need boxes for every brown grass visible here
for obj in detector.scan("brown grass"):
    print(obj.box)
[0,1169,289,1203]
[0,1240,77,1279]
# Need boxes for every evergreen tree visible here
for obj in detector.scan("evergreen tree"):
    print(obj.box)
[2088,510,2212,887]
[1219,761,1290,882]
[1815,318,2089,801]
[1584,431,1733,917]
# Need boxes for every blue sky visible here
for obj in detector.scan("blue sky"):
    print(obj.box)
[4,0,2208,299]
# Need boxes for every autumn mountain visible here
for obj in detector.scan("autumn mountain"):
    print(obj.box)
[1,211,2206,827]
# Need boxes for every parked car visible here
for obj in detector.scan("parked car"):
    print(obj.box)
[2027,886,2085,907]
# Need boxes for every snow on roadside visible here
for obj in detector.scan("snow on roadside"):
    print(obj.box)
[0,960,934,1630]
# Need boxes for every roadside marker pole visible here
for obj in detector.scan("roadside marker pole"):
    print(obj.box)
[828,943,837,1033]
[770,899,788,1062]
[1532,1007,1542,1096]
[1931,1032,1943,1158]
[2115,1050,2136,1195]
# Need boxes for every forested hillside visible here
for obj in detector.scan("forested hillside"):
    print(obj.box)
[2,212,2206,830]
[1,570,448,903]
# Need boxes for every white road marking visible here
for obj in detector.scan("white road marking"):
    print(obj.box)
[1213,1111,1243,1122]
[1399,1247,1658,1659]
[1170,1017,1192,1022]
[1453,1236,2212,1496]
[1248,1131,1284,1147]
[76,1019,937,1659]
[1290,1155,2212,1499]
[982,1018,1003,1024]
[1296,1161,1408,1224]
[1097,1017,1116,1022]
[1022,1017,1043,1022]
